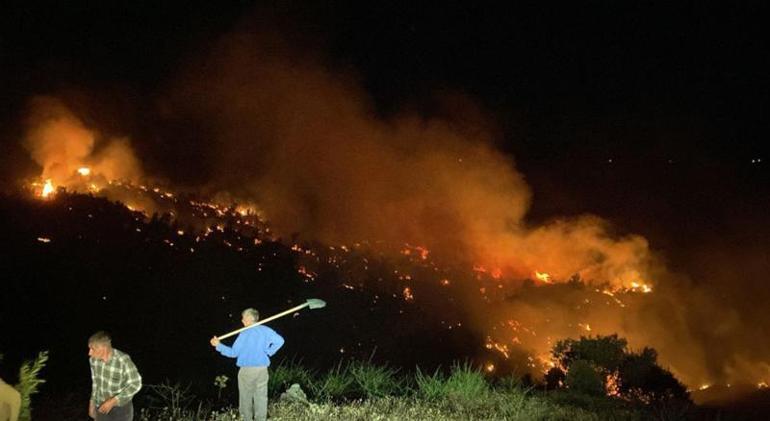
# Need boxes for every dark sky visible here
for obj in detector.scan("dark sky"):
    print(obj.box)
[1,1,768,275]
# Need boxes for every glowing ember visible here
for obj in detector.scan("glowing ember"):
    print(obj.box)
[414,245,429,260]
[484,336,511,359]
[403,287,414,301]
[605,372,620,396]
[699,384,711,391]
[77,167,91,176]
[485,363,495,373]
[630,281,653,293]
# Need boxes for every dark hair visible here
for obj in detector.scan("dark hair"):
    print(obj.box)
[88,331,112,346]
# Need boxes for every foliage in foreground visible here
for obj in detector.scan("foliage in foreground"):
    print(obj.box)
[12,350,49,421]
[140,359,658,421]
[138,334,692,420]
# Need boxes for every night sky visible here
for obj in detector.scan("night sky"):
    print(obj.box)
[2,0,770,406]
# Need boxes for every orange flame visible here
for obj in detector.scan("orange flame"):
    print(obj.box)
[534,271,552,283]
[41,179,55,198]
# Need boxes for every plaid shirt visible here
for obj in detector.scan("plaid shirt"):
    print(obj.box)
[89,348,142,406]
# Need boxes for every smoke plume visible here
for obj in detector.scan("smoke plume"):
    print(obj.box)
[157,26,770,388]
[168,29,653,290]
[23,96,142,189]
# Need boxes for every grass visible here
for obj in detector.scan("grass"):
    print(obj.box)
[349,360,403,398]
[309,360,355,401]
[268,358,316,398]
[137,360,658,420]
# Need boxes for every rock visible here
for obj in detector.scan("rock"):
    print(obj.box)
[279,383,309,404]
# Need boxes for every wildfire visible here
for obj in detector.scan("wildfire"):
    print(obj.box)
[534,271,552,283]
[630,281,653,293]
[77,167,91,176]
[473,265,502,279]
[605,372,621,396]
[485,336,511,359]
[41,179,55,198]
[401,244,431,260]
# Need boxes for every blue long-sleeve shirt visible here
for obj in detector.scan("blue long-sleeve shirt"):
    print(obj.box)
[216,325,285,367]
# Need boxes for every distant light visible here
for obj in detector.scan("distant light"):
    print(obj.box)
[607,158,613,163]
[37,237,51,243]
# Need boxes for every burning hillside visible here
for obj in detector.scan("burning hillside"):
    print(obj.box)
[7,26,769,393]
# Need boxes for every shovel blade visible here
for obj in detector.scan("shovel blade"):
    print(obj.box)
[306,298,327,309]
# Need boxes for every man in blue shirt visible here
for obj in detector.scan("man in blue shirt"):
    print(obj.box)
[211,308,284,421]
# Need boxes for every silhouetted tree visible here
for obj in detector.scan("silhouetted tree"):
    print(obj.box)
[619,347,688,402]
[564,360,605,396]
[551,335,690,404]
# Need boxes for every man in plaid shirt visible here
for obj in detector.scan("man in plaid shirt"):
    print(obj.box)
[87,332,142,420]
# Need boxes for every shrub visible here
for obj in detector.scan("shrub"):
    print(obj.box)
[15,350,48,421]
[545,367,566,390]
[618,348,689,403]
[565,360,605,396]
[143,381,196,418]
[552,335,691,404]
[553,335,627,375]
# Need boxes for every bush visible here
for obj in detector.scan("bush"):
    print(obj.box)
[143,381,196,418]
[552,335,691,405]
[618,348,689,403]
[15,350,48,421]
[565,360,605,396]
[553,335,627,375]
